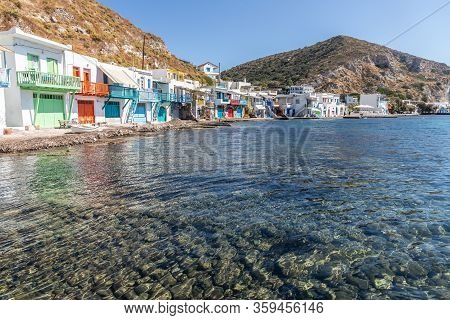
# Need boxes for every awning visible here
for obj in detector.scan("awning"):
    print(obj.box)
[98,63,138,88]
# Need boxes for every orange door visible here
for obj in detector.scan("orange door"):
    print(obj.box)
[78,100,95,124]
[83,70,91,82]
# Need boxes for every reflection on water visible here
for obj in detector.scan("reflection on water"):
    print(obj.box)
[0,117,449,300]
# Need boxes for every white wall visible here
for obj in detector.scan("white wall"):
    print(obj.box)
[360,94,379,108]
[65,52,98,81]
[0,32,69,128]
[11,38,64,74]
[0,53,6,134]
[72,96,107,123]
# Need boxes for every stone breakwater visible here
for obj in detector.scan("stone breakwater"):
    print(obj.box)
[0,120,231,154]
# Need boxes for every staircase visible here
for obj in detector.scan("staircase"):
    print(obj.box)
[293,105,308,117]
[152,102,161,122]
[126,99,138,123]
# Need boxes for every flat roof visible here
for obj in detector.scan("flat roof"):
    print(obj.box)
[0,27,72,51]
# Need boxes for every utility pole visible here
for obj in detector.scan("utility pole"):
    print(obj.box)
[141,34,146,70]
[218,62,221,81]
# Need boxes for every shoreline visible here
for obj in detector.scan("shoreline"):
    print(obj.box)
[0,120,232,154]
[0,114,444,154]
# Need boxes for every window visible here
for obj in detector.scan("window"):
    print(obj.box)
[47,58,58,74]
[206,67,211,72]
[27,54,40,71]
[73,67,81,77]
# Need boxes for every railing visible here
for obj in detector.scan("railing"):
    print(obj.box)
[216,83,227,89]
[161,93,177,102]
[0,68,11,88]
[177,95,193,103]
[230,99,240,105]
[80,81,109,96]
[139,89,161,102]
[16,71,81,90]
[109,84,138,99]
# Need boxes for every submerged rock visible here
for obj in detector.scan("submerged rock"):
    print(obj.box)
[276,253,302,278]
[204,286,224,299]
[170,279,194,299]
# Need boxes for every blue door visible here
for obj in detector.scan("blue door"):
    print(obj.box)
[134,103,147,123]
[236,107,243,118]
[157,107,167,122]
[105,101,120,118]
[217,107,224,119]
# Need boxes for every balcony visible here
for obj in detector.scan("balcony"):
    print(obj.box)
[230,99,240,106]
[0,68,11,88]
[17,71,81,92]
[109,84,138,100]
[139,90,161,102]
[161,93,177,102]
[79,81,109,96]
[177,94,193,103]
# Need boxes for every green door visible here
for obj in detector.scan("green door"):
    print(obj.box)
[34,93,65,128]
[47,58,58,74]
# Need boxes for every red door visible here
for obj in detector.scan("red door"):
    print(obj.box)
[227,108,234,118]
[78,100,95,124]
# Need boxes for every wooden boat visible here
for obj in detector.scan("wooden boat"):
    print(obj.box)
[70,124,102,133]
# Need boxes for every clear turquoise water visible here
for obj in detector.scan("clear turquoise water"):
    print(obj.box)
[0,116,449,300]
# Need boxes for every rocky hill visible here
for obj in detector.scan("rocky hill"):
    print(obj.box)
[0,0,210,83]
[222,36,450,102]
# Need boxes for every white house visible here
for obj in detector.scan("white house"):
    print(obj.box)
[64,51,110,124]
[289,85,314,95]
[197,62,220,81]
[151,69,198,121]
[97,62,140,124]
[128,68,157,123]
[277,93,308,117]
[345,95,359,106]
[308,93,345,117]
[0,27,81,129]
[360,94,389,115]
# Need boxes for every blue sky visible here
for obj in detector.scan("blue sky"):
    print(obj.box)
[98,0,450,70]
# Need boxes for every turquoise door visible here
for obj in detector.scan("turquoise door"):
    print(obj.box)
[236,107,243,118]
[105,101,120,118]
[134,103,147,123]
[217,107,224,119]
[157,107,167,122]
